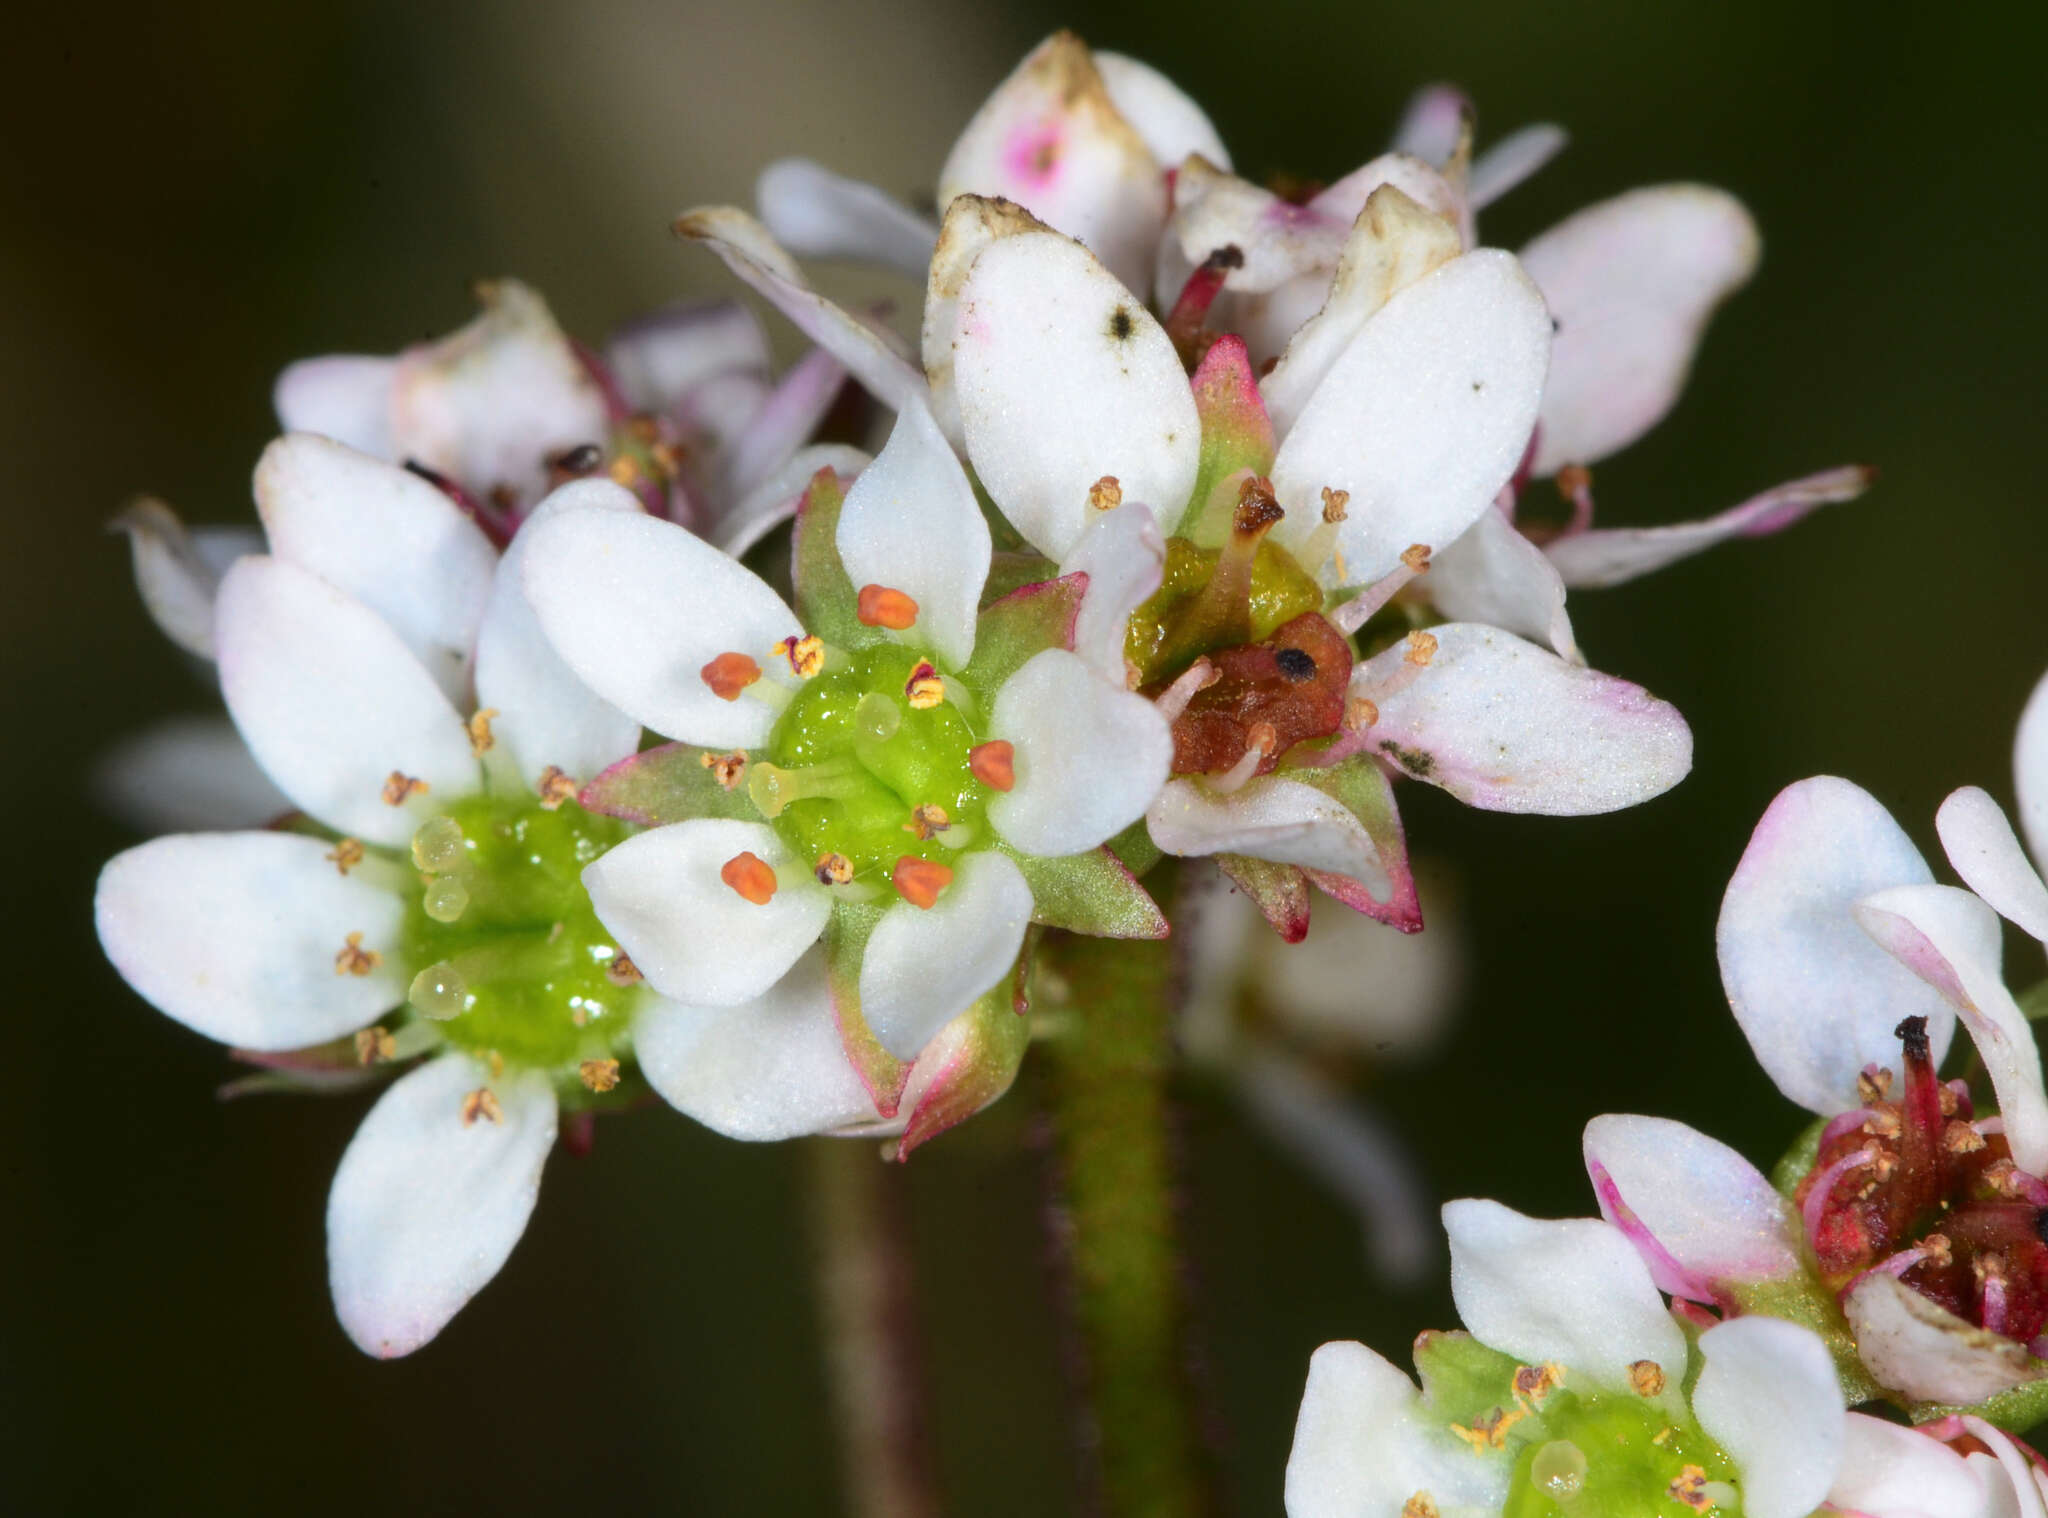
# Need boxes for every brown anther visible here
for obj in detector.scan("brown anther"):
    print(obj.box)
[1345,696,1380,731]
[1939,1083,1961,1117]
[467,706,499,757]
[1319,486,1350,523]
[720,851,778,905]
[354,1026,397,1065]
[334,932,381,977]
[607,456,643,488]
[774,634,826,680]
[1945,1120,1988,1156]
[701,651,762,700]
[1628,1359,1667,1397]
[904,803,951,840]
[1449,1406,1523,1452]
[1973,1249,2008,1287]
[891,856,954,910]
[325,838,366,875]
[856,584,920,630]
[547,442,604,478]
[536,765,579,811]
[1512,1362,1565,1406]
[1858,1067,1895,1104]
[382,771,429,806]
[814,852,854,886]
[1556,463,1592,499]
[1923,1233,1955,1270]
[1668,1466,1712,1513]
[1403,630,1438,666]
[1088,475,1124,511]
[699,750,748,790]
[1401,1496,1440,1518]
[1864,1108,1902,1140]
[905,662,945,709]
[604,951,642,987]
[1232,475,1284,535]
[970,740,1016,791]
[1246,721,1279,757]
[1399,543,1432,572]
[579,1058,621,1094]
[1985,1159,2027,1197]
[460,1087,503,1126]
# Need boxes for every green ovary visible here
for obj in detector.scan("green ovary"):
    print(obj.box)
[1501,1389,1743,1518]
[400,793,635,1071]
[755,644,992,880]
[1123,535,1323,685]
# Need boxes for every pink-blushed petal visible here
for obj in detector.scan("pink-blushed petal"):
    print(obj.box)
[922,193,1051,449]
[1843,1273,2040,1406]
[326,1054,555,1359]
[1257,185,1463,438]
[888,983,1033,1159]
[635,947,881,1140]
[2016,666,2048,872]
[1147,776,1387,890]
[859,851,1033,1061]
[1093,52,1229,173]
[1692,1316,1844,1518]
[1940,785,2048,942]
[474,480,643,790]
[1467,123,1569,211]
[603,299,771,417]
[272,354,398,458]
[936,32,1166,293]
[581,819,830,1009]
[835,400,989,670]
[1718,776,1956,1117]
[94,715,292,833]
[96,831,406,1051]
[110,498,256,659]
[1389,84,1471,167]
[1583,1113,1803,1304]
[990,649,1173,856]
[1545,466,1875,590]
[1428,504,1581,660]
[714,443,872,558]
[253,433,499,700]
[214,556,477,846]
[1356,623,1691,814]
[754,159,939,279]
[1166,158,1346,297]
[674,206,929,418]
[1829,1413,1988,1518]
[952,229,1200,560]
[1522,185,1760,474]
[717,346,847,504]
[1058,500,1164,683]
[1855,883,2048,1174]
[520,507,802,750]
[1443,1199,1687,1393]
[1269,250,1550,588]
[1963,1421,2048,1518]
[1307,153,1468,243]
[1283,1340,1508,1518]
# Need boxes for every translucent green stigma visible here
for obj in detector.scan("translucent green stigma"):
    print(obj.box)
[1501,1387,1742,1518]
[400,793,635,1070]
[752,644,993,883]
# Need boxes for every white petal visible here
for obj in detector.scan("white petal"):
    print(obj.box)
[754,159,939,278]
[990,648,1173,856]
[111,498,246,658]
[1093,52,1229,173]
[1692,1316,1844,1518]
[1307,153,1468,247]
[93,715,292,833]
[1856,883,2048,1173]
[474,480,643,789]
[834,400,989,670]
[952,230,1200,559]
[1544,465,1873,589]
[1146,776,1387,891]
[1357,623,1690,814]
[1269,250,1550,587]
[2016,664,2048,871]
[1443,1199,1686,1392]
[272,354,398,459]
[603,299,771,416]
[1284,1340,1508,1518]
[214,556,478,846]
[327,1054,556,1358]
[1389,85,1470,166]
[581,819,830,1008]
[95,831,404,1050]
[713,443,871,558]
[1427,504,1580,660]
[1166,159,1346,297]
[520,508,801,749]
[936,32,1166,292]
[1829,1413,1986,1518]
[1843,1273,2039,1406]
[635,947,879,1140]
[1057,501,1164,683]
[922,193,1051,449]
[859,851,1032,1060]
[673,206,929,417]
[1941,785,2048,943]
[1521,185,1760,473]
[1582,1113,1802,1303]
[1718,776,1956,1116]
[253,433,499,700]
[1467,123,1569,211]
[717,346,847,503]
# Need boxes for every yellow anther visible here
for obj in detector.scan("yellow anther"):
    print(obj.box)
[536,765,579,810]
[334,932,381,977]
[1628,1360,1666,1397]
[1945,1120,1988,1155]
[1400,543,1432,572]
[1403,630,1438,666]
[326,838,365,875]
[773,634,827,679]
[1449,1406,1523,1452]
[460,1087,503,1126]
[382,771,429,806]
[1320,485,1350,522]
[905,662,945,709]
[604,951,642,987]
[1400,1496,1439,1518]
[814,852,855,886]
[1088,475,1123,511]
[579,1058,621,1094]
[700,750,749,790]
[1513,1362,1565,1407]
[1345,696,1380,732]
[467,707,499,757]
[354,1026,397,1065]
[903,804,951,840]
[1667,1465,1711,1513]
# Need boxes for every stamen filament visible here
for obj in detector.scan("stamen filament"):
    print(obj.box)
[1333,545,1432,634]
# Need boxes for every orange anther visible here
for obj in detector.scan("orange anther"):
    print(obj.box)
[891,856,954,909]
[701,652,762,700]
[969,740,1016,792]
[720,850,778,904]
[857,584,920,630]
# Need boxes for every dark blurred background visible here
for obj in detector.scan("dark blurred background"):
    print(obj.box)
[8,1,2046,1511]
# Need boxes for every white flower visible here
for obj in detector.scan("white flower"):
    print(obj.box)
[1829,1413,2048,1518]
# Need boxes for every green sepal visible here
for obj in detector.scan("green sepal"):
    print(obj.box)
[577,742,759,826]
[1727,1272,1883,1408]
[893,980,1033,1159]
[1217,852,1310,942]
[824,901,913,1119]
[1281,746,1422,932]
[1908,1364,2048,1430]
[983,549,1062,606]
[1107,816,1162,878]
[969,467,1029,554]
[2018,976,2048,1022]
[1181,333,1277,543]
[1769,1114,1829,1197]
[1001,844,1168,939]
[959,572,1086,702]
[790,465,871,649]
[1412,1329,1532,1424]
